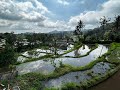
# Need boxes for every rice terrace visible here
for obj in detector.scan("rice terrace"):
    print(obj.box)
[0,0,120,90]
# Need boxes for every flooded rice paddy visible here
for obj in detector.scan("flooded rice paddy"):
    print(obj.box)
[16,44,108,75]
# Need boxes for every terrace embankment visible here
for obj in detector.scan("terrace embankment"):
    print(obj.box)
[89,68,120,90]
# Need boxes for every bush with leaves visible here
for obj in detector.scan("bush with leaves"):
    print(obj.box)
[0,44,16,68]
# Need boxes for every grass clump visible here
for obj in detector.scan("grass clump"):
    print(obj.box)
[16,73,46,90]
[62,82,80,90]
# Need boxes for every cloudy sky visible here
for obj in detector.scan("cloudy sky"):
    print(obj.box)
[0,0,120,33]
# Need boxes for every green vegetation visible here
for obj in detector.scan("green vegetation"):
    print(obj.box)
[65,43,98,58]
[1,43,120,90]
[0,44,16,68]
[16,43,82,65]
[106,43,120,63]
[84,15,120,43]
[14,52,105,90]
[59,43,82,56]
[73,20,84,42]
[62,82,80,90]
[11,43,120,90]
[45,64,120,90]
[0,14,120,90]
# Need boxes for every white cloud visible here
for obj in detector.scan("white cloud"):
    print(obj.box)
[20,11,47,22]
[16,1,34,12]
[0,0,52,31]
[69,0,120,29]
[0,0,49,21]
[30,0,50,14]
[10,21,34,30]
[0,0,22,20]
[37,19,71,31]
[0,19,13,27]
[0,0,120,33]
[57,0,69,6]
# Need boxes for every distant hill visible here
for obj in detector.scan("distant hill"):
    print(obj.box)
[48,30,74,37]
[48,30,73,34]
[48,30,60,34]
[48,29,90,34]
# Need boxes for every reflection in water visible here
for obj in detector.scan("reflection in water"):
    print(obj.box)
[44,62,114,89]
[17,56,27,62]
[64,45,91,57]
[54,45,108,67]
[74,49,80,57]
[16,45,108,75]
[17,60,55,75]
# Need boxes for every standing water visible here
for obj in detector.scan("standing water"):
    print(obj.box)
[44,62,114,89]
[16,44,108,75]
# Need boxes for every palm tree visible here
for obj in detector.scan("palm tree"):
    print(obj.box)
[74,20,85,42]
[100,16,110,30]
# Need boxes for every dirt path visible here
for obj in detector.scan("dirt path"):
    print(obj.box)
[89,70,120,90]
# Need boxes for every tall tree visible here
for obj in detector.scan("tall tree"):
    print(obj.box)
[74,20,84,35]
[74,20,85,42]
[4,32,16,46]
[114,15,120,30]
[100,16,110,30]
